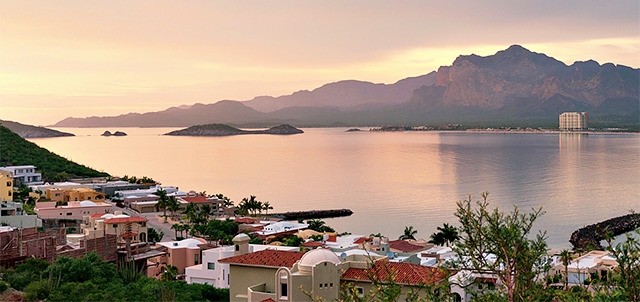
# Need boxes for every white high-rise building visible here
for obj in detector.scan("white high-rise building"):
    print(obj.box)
[559,112,588,131]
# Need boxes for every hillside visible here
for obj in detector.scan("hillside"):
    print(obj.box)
[165,124,303,136]
[0,120,74,138]
[0,126,109,181]
[52,45,639,128]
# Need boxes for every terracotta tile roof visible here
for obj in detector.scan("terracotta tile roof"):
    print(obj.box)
[341,261,449,286]
[235,217,257,224]
[354,237,367,244]
[90,213,105,218]
[219,249,305,268]
[301,241,324,248]
[181,196,211,203]
[105,216,148,224]
[389,240,427,253]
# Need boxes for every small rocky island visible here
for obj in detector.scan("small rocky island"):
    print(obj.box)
[101,131,127,137]
[164,124,303,136]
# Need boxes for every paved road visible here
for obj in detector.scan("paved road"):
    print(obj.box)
[112,206,177,242]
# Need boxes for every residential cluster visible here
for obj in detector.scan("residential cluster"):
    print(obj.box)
[0,164,626,301]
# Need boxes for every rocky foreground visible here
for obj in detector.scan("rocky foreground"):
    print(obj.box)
[165,124,303,136]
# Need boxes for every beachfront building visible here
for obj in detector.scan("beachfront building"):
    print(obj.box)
[185,234,300,288]
[0,165,43,186]
[35,200,113,220]
[0,200,42,228]
[45,188,105,202]
[0,169,12,201]
[219,244,450,302]
[559,112,588,131]
[253,221,309,240]
[551,250,617,285]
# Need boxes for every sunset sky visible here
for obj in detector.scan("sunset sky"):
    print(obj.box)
[1,1,638,126]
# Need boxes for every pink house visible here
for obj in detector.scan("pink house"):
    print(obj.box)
[35,200,113,220]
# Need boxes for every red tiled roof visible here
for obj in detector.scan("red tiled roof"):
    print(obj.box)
[219,250,304,268]
[182,196,211,203]
[327,235,337,242]
[341,260,449,286]
[301,241,324,248]
[90,213,105,218]
[235,217,257,224]
[389,240,426,253]
[354,237,367,244]
[105,216,148,224]
[260,299,276,302]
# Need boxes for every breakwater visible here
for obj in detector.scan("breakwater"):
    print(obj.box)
[270,209,353,220]
[570,213,640,250]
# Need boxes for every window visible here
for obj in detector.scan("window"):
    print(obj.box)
[235,244,239,251]
[280,283,288,298]
[8,191,11,196]
[6,181,10,186]
[319,283,323,288]
[207,262,215,270]
[194,253,200,265]
[330,283,333,288]
[356,287,364,298]
[66,212,72,216]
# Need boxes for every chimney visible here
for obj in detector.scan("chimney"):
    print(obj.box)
[232,233,250,256]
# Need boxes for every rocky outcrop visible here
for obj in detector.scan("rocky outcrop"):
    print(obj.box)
[569,213,640,250]
[101,131,128,136]
[164,124,303,136]
[270,209,354,220]
[0,120,74,138]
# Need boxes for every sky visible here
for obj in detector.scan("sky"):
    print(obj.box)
[1,1,638,126]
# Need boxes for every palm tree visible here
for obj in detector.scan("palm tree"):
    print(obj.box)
[262,201,273,215]
[154,188,169,223]
[399,226,418,240]
[215,194,234,208]
[429,223,459,247]
[171,223,180,240]
[183,203,198,224]
[167,196,180,221]
[559,249,572,290]
[161,265,179,281]
[307,219,326,232]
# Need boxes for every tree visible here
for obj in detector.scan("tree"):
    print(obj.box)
[307,219,335,233]
[399,226,418,240]
[606,230,640,301]
[167,196,180,220]
[262,201,273,215]
[559,249,572,291]
[429,223,459,247]
[183,203,198,224]
[148,227,164,242]
[154,189,169,223]
[161,265,179,281]
[215,194,234,208]
[452,192,548,302]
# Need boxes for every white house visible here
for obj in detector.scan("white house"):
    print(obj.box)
[0,165,43,185]
[184,234,299,288]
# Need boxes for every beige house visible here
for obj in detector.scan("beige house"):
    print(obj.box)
[0,170,12,202]
[45,188,105,203]
[219,236,450,302]
[552,250,618,285]
[80,212,149,245]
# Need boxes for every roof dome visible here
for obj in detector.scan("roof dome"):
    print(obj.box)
[232,233,250,243]
[298,248,341,274]
[80,200,98,206]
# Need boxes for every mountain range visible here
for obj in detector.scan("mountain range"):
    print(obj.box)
[53,45,639,128]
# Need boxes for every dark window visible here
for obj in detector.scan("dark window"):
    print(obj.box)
[235,244,239,251]
[280,283,288,297]
[207,262,215,270]
[66,212,72,216]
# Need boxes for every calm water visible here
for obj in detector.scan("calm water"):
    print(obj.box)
[30,128,640,249]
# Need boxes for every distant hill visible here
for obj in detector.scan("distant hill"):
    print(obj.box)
[0,120,74,138]
[0,126,109,181]
[52,45,639,129]
[165,124,303,136]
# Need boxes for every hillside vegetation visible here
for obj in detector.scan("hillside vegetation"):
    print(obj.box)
[0,126,109,181]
